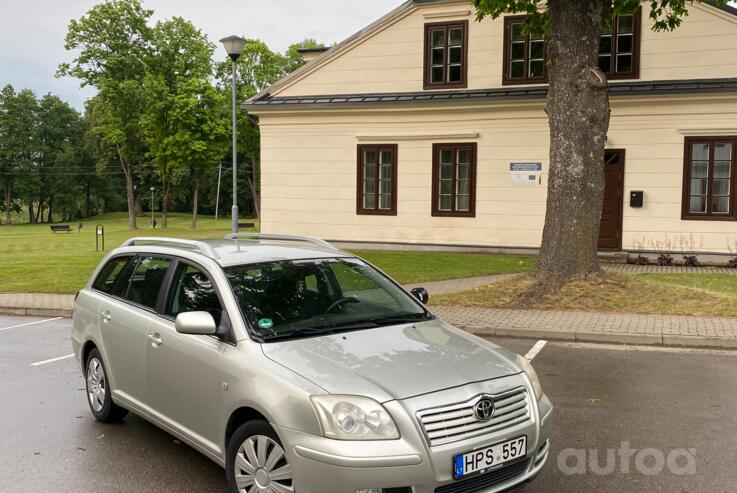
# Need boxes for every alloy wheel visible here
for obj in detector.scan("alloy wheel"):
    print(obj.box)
[234,435,294,493]
[86,357,106,413]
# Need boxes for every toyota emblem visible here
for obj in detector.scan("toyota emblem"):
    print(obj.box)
[473,398,495,422]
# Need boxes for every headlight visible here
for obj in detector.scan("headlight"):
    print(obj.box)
[516,354,543,401]
[310,395,399,440]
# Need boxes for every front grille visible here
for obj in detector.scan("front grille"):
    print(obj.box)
[417,387,531,447]
[435,458,530,493]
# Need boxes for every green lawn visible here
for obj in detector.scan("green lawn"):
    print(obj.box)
[352,250,534,284]
[0,213,535,294]
[433,273,737,317]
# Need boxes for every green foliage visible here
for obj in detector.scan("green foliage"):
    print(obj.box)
[473,0,728,33]
[141,16,224,220]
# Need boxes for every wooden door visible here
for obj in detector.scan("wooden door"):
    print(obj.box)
[598,150,625,251]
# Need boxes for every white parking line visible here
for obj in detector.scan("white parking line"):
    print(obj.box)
[30,353,74,366]
[524,340,548,361]
[0,317,63,333]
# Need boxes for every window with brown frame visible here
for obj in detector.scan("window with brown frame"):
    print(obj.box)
[357,144,397,215]
[424,21,468,89]
[682,137,737,221]
[432,143,477,217]
[598,10,641,79]
[503,10,640,85]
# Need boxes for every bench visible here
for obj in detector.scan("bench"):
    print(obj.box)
[238,222,256,229]
[50,224,72,233]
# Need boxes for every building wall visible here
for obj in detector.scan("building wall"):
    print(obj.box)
[275,2,737,98]
[257,94,737,253]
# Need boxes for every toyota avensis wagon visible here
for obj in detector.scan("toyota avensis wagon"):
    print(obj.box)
[71,234,553,493]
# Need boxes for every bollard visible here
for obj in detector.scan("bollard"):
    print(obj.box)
[96,224,105,252]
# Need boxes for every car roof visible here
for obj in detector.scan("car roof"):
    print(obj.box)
[114,236,353,268]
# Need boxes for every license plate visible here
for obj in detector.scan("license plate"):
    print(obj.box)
[453,436,527,480]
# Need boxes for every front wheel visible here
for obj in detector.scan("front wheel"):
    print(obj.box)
[226,420,295,493]
[85,348,128,423]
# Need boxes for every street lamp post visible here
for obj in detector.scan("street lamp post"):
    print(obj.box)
[219,35,247,235]
[150,186,155,228]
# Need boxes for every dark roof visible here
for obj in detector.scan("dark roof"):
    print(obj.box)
[243,78,737,111]
[709,0,737,17]
[296,47,330,54]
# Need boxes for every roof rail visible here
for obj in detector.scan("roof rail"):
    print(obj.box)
[121,237,219,259]
[224,233,336,250]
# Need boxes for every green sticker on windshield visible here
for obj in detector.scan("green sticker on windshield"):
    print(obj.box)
[258,318,274,330]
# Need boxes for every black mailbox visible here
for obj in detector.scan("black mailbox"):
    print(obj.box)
[630,191,644,208]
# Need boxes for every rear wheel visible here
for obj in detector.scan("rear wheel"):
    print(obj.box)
[85,348,127,422]
[226,420,294,493]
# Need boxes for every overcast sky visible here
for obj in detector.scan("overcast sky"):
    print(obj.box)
[2,0,735,111]
[0,0,405,110]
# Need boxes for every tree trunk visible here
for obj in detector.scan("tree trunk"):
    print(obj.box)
[524,0,611,299]
[47,195,53,223]
[162,179,171,228]
[85,179,91,218]
[3,178,12,225]
[191,176,200,230]
[34,197,42,223]
[28,200,35,224]
[117,144,137,230]
[246,162,260,221]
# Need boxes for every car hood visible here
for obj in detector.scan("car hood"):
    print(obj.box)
[260,319,521,402]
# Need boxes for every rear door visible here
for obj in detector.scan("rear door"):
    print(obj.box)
[145,259,228,455]
[98,255,172,407]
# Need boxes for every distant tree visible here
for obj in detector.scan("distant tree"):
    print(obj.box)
[58,0,154,230]
[167,79,229,229]
[473,0,728,299]
[0,86,38,225]
[141,16,216,228]
[30,94,81,223]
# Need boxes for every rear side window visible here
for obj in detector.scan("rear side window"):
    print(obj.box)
[92,257,132,294]
[125,257,171,310]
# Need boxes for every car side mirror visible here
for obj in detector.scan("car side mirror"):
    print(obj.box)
[175,311,217,336]
[410,287,429,304]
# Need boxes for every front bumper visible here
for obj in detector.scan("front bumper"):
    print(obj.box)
[276,385,553,493]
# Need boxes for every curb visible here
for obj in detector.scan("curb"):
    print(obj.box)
[0,307,72,318]
[459,324,737,350]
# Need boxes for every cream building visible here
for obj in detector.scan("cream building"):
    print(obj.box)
[244,0,737,255]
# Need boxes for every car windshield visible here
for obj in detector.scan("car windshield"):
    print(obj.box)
[224,257,430,341]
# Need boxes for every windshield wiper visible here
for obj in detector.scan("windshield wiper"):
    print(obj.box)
[364,312,433,326]
[260,322,379,342]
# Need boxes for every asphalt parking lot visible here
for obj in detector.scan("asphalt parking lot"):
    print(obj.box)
[1,315,736,492]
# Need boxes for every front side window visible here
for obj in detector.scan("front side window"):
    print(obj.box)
[225,258,429,341]
[503,10,640,85]
[683,137,737,220]
[432,143,477,217]
[424,21,468,89]
[165,263,223,325]
[125,256,171,310]
[357,144,397,215]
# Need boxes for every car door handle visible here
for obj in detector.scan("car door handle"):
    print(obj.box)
[102,311,112,323]
[148,333,163,348]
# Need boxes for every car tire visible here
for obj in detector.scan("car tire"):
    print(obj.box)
[226,420,295,493]
[85,348,128,423]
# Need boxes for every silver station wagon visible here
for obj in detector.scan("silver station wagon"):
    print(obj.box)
[71,234,553,493]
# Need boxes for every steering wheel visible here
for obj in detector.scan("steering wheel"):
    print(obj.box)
[326,296,359,313]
